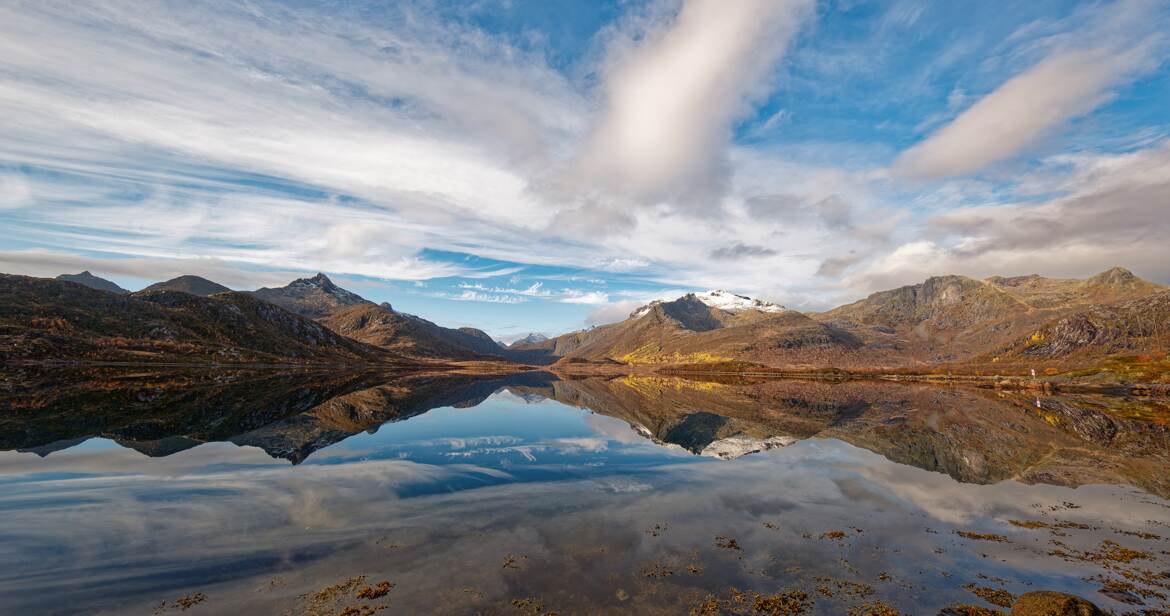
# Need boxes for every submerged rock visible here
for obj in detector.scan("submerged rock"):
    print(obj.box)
[1010,591,1104,616]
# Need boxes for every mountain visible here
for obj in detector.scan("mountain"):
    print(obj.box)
[508,333,548,348]
[55,271,128,295]
[321,303,507,360]
[632,289,786,318]
[0,274,401,364]
[512,290,861,366]
[250,273,372,318]
[816,267,1166,366]
[985,267,1163,309]
[520,269,1165,372]
[139,275,231,297]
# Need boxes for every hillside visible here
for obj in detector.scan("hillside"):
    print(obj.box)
[139,275,231,296]
[0,274,402,364]
[321,303,508,360]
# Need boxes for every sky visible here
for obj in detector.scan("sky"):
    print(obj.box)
[1,0,1168,341]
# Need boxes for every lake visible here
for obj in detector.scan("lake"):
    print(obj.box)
[1,368,1168,615]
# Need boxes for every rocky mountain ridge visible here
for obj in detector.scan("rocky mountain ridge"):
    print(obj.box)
[9,266,1167,374]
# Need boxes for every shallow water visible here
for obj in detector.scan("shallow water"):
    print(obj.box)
[1,368,1168,615]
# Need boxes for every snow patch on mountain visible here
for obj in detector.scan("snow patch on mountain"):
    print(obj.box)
[695,290,785,313]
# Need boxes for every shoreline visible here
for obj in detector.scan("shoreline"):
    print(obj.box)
[5,358,1168,396]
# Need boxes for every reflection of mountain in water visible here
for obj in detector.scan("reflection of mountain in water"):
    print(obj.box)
[2,367,1168,495]
[526,375,1170,495]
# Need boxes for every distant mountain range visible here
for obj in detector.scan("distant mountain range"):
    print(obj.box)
[8,266,1168,375]
[513,267,1169,374]
[508,332,548,348]
[0,274,400,364]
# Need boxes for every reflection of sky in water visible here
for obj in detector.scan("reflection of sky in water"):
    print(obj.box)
[1,390,1168,615]
[307,391,696,482]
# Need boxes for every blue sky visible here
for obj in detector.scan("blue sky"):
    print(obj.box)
[1,0,1168,340]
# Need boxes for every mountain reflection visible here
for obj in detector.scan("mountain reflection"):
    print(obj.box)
[3,367,1167,496]
[2,367,1170,615]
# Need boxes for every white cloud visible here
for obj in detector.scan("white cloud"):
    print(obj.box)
[557,290,610,305]
[572,0,813,207]
[0,174,32,210]
[585,300,645,326]
[895,4,1164,179]
[456,281,609,305]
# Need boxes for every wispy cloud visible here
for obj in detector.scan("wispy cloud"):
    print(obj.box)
[455,281,610,305]
[434,290,529,304]
[894,2,1165,179]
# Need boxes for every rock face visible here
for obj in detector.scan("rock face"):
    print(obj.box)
[55,271,129,295]
[250,273,372,318]
[1010,591,1104,615]
[139,275,231,297]
[0,274,397,364]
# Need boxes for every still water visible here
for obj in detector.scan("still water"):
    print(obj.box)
[1,368,1168,615]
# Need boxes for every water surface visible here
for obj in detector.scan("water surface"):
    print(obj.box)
[1,368,1168,614]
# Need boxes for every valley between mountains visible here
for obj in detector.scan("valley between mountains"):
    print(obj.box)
[3,267,1169,386]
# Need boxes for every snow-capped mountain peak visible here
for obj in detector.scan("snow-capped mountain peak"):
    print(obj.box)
[630,290,785,319]
[693,290,785,313]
